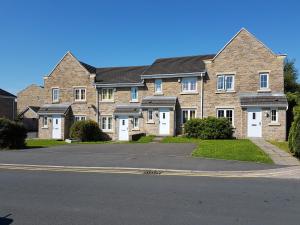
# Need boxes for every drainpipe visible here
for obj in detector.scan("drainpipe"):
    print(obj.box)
[96,88,99,125]
[200,72,204,119]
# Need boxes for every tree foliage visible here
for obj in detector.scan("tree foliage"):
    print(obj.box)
[284,59,300,93]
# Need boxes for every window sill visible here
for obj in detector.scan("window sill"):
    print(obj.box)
[180,91,199,95]
[100,100,115,103]
[146,121,155,124]
[132,128,140,131]
[268,122,281,126]
[102,130,113,133]
[154,93,164,96]
[130,101,139,103]
[41,126,48,129]
[52,101,60,104]
[74,100,87,103]
[215,90,236,94]
[257,89,271,93]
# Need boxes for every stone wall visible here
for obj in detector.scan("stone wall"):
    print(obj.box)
[17,84,44,114]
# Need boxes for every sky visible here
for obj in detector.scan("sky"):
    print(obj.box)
[0,0,299,95]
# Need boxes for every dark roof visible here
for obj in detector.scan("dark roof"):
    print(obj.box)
[95,66,148,83]
[80,61,97,74]
[240,95,288,107]
[142,54,215,75]
[141,96,177,108]
[28,106,40,113]
[114,104,141,116]
[0,88,16,98]
[38,104,70,115]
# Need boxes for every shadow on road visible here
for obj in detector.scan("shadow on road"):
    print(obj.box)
[0,214,13,225]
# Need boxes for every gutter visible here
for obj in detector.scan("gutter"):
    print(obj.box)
[94,82,145,88]
[141,72,206,79]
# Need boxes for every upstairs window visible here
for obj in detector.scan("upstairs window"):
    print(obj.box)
[182,77,197,92]
[74,115,86,122]
[182,109,196,124]
[217,75,234,91]
[42,116,48,128]
[52,88,59,102]
[74,88,86,101]
[154,79,162,93]
[131,87,138,102]
[260,73,269,89]
[217,109,234,125]
[271,109,278,123]
[102,88,114,101]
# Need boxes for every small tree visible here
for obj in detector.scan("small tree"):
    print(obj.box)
[284,59,300,93]
[288,107,300,157]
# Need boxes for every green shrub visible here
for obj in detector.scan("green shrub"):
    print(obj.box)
[288,106,300,157]
[70,120,103,142]
[184,117,234,139]
[0,118,27,149]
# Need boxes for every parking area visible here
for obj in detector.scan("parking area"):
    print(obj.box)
[0,143,284,171]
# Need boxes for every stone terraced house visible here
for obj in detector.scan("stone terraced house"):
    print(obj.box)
[19,28,288,141]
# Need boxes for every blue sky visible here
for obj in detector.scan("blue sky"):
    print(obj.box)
[0,0,299,94]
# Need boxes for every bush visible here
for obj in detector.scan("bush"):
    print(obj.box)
[184,117,234,139]
[70,120,103,142]
[288,106,300,157]
[0,118,27,149]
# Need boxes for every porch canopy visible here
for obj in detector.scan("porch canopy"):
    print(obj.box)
[239,93,288,108]
[113,104,141,116]
[37,103,71,115]
[141,96,177,108]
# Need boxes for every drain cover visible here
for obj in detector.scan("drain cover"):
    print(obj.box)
[143,170,163,175]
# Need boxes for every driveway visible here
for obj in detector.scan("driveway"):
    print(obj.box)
[0,143,284,171]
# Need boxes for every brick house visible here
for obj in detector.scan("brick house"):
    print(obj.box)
[20,28,288,141]
[0,88,17,120]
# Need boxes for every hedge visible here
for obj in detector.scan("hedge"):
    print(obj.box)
[70,120,103,142]
[0,118,27,149]
[288,106,300,157]
[184,117,234,139]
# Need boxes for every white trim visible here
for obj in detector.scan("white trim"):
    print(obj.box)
[74,115,86,121]
[217,74,235,91]
[101,88,114,101]
[154,79,163,94]
[74,87,86,102]
[101,115,113,132]
[147,109,154,122]
[52,88,60,103]
[181,108,197,124]
[270,108,279,123]
[181,77,197,92]
[216,108,235,127]
[259,72,269,90]
[133,117,139,129]
[131,87,138,102]
[42,116,48,128]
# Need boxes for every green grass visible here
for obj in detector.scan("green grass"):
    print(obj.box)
[133,135,155,143]
[162,137,273,164]
[268,140,290,153]
[26,139,68,148]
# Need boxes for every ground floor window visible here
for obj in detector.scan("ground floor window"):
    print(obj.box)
[270,109,278,123]
[217,109,234,125]
[133,117,139,129]
[147,109,153,122]
[74,115,86,122]
[101,116,112,131]
[42,116,48,128]
[182,109,196,123]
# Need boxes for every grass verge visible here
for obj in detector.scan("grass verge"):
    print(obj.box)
[162,137,273,164]
[26,139,68,148]
[268,141,290,153]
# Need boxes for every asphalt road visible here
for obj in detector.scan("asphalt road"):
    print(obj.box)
[0,170,299,225]
[0,143,283,171]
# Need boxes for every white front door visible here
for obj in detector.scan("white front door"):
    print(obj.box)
[247,108,262,137]
[119,116,129,141]
[52,115,62,139]
[159,108,170,135]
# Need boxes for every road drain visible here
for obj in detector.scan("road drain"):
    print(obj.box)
[143,170,163,175]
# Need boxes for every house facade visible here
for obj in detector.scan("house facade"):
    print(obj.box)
[0,89,17,120]
[20,28,288,141]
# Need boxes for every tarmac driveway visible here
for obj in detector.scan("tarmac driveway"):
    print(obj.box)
[0,143,284,171]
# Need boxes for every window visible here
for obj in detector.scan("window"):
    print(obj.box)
[182,109,196,123]
[133,117,139,129]
[154,79,162,93]
[182,77,197,92]
[271,109,278,123]
[52,88,59,102]
[260,73,269,89]
[148,109,153,122]
[42,116,48,128]
[217,75,234,91]
[74,88,86,101]
[101,88,114,101]
[217,109,234,125]
[131,87,138,102]
[74,115,86,122]
[101,116,112,131]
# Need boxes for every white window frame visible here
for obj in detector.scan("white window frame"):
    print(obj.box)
[216,108,234,126]
[181,77,197,92]
[131,87,138,102]
[74,115,86,122]
[101,116,113,131]
[133,117,139,129]
[270,108,278,123]
[181,109,196,124]
[260,73,269,89]
[217,74,235,91]
[154,79,162,93]
[147,109,153,122]
[74,88,86,101]
[52,88,60,103]
[101,88,114,101]
[42,116,48,128]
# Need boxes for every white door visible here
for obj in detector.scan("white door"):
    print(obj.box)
[119,116,129,141]
[52,115,62,139]
[247,108,262,137]
[159,108,170,135]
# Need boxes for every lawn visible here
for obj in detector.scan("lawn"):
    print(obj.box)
[268,140,290,153]
[26,139,68,148]
[162,137,273,164]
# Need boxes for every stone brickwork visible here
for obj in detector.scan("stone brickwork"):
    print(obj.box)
[17,84,44,114]
[0,97,16,120]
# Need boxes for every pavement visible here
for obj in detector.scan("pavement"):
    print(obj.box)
[1,170,300,225]
[250,138,300,166]
[0,143,284,171]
